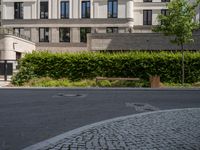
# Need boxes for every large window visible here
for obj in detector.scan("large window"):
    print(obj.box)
[144,0,152,2]
[40,2,48,19]
[108,0,118,18]
[161,0,170,2]
[13,28,24,36]
[14,2,23,19]
[161,9,169,25]
[61,1,69,19]
[82,1,90,18]
[143,10,152,25]
[161,9,169,16]
[106,27,118,33]
[39,28,49,42]
[80,28,91,43]
[59,28,70,42]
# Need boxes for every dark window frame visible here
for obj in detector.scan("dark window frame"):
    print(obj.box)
[81,1,90,18]
[13,28,24,36]
[60,1,69,19]
[59,27,70,42]
[80,27,91,43]
[161,9,169,25]
[14,2,23,19]
[161,0,170,2]
[108,0,118,18]
[40,1,48,19]
[106,27,118,33]
[39,27,49,42]
[143,0,152,2]
[143,10,152,25]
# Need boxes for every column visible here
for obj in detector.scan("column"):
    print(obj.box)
[72,0,79,18]
[69,0,73,18]
[31,28,39,43]
[93,1,99,18]
[37,0,40,19]
[127,0,133,19]
[52,0,58,19]
[91,0,94,18]
[48,0,52,19]
[51,28,59,43]
[32,2,37,19]
[71,27,80,43]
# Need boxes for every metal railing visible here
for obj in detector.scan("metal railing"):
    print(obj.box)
[0,27,31,41]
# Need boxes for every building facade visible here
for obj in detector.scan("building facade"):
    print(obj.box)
[0,0,2,26]
[1,0,200,52]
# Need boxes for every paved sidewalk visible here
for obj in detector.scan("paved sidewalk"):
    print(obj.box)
[0,81,11,87]
[23,108,200,150]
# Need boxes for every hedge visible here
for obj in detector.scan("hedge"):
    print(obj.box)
[12,51,200,85]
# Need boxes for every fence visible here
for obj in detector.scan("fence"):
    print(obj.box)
[0,27,31,41]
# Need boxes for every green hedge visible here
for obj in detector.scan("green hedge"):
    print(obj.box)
[12,51,200,85]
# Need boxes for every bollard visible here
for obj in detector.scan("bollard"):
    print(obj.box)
[4,60,8,81]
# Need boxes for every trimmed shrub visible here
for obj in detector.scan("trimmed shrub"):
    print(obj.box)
[12,51,200,85]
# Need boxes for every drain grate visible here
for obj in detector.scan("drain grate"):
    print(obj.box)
[53,93,86,98]
[125,102,159,112]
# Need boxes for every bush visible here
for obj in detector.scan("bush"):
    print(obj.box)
[12,51,200,85]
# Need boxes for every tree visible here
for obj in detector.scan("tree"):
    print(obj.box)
[153,0,200,84]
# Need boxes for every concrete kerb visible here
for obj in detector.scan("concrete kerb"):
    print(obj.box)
[22,107,200,150]
[1,87,200,91]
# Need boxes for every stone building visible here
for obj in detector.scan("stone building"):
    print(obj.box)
[1,0,200,52]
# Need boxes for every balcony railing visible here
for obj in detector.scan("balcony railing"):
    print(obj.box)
[0,27,31,41]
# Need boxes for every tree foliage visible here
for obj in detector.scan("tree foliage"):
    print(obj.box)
[154,0,200,47]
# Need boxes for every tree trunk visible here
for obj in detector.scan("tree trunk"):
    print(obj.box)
[181,43,184,84]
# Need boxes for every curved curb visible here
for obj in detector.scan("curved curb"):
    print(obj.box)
[22,107,200,150]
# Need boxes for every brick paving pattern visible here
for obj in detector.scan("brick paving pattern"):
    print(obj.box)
[36,109,200,150]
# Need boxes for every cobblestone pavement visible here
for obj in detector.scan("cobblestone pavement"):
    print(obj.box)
[24,108,200,150]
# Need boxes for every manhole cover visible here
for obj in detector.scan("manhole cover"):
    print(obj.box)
[53,93,86,98]
[125,102,159,112]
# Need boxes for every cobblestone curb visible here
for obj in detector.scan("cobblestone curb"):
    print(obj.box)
[22,108,200,150]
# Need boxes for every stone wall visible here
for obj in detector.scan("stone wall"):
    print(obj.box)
[36,43,88,53]
[88,31,200,51]
[0,34,35,60]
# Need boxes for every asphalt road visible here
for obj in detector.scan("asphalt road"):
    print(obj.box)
[0,88,200,150]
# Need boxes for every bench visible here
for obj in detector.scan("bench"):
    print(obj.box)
[96,77,140,85]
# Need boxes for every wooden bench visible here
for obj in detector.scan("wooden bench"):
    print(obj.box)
[96,77,140,85]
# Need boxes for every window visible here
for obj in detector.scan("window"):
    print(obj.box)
[59,28,70,42]
[39,28,49,42]
[61,1,69,19]
[143,10,152,25]
[108,0,118,18]
[106,27,118,33]
[161,9,169,25]
[144,0,152,2]
[40,2,48,19]
[80,28,91,43]
[14,2,23,19]
[13,28,24,36]
[82,1,90,18]
[161,9,169,16]
[161,0,170,2]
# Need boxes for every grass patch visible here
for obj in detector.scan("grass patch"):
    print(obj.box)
[22,77,148,87]
[20,77,200,88]
[162,82,200,88]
